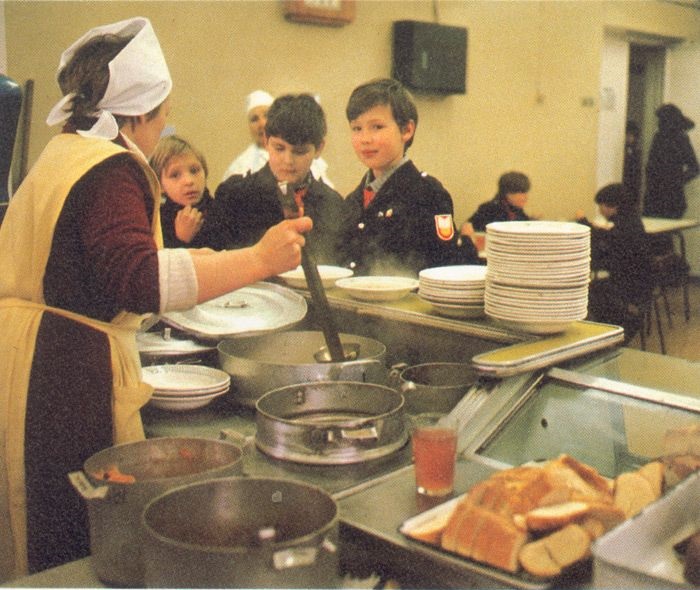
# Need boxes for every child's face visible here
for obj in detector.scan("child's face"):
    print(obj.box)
[506,192,528,210]
[248,105,269,148]
[598,203,617,220]
[160,152,206,207]
[266,135,321,186]
[349,104,415,178]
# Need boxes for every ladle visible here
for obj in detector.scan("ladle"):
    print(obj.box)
[300,247,347,363]
[279,179,348,363]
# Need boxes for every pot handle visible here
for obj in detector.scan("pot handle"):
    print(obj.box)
[340,425,379,442]
[272,538,337,571]
[219,428,255,453]
[388,362,408,389]
[68,471,109,500]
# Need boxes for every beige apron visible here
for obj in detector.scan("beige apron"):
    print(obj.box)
[0,134,163,581]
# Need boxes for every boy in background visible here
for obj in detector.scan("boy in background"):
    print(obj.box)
[204,93,344,264]
[338,78,478,277]
[468,171,531,231]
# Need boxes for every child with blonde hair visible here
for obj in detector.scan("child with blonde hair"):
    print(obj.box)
[150,134,214,248]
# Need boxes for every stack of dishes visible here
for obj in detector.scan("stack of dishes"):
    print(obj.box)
[142,364,231,411]
[484,221,591,334]
[418,265,488,318]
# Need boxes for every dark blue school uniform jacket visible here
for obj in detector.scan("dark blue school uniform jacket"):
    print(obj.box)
[339,161,479,276]
[203,164,345,265]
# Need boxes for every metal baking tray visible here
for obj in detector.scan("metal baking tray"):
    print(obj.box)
[161,282,307,340]
[471,321,623,377]
[399,493,587,589]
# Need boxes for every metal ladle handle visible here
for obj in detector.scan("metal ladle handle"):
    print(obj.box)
[300,248,345,363]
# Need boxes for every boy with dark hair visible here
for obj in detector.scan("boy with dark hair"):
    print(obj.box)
[578,183,651,342]
[339,78,479,277]
[204,93,344,264]
[468,171,531,231]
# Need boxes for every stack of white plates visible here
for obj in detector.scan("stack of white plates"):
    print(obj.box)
[418,265,488,318]
[142,365,230,411]
[484,221,591,334]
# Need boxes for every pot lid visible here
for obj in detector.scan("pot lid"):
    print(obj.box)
[161,282,307,340]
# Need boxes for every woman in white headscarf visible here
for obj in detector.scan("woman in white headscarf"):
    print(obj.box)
[0,17,310,580]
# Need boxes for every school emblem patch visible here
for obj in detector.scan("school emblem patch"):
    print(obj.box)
[434,214,455,241]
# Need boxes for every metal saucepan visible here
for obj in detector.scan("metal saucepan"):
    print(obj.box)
[391,362,477,415]
[218,331,388,408]
[255,381,408,465]
[141,477,339,588]
[69,437,243,587]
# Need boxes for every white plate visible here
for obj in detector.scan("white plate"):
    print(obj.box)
[136,332,216,356]
[279,265,353,290]
[161,282,307,339]
[335,276,419,302]
[149,390,226,411]
[488,316,577,335]
[486,220,591,236]
[419,265,487,284]
[142,365,230,394]
[427,302,485,319]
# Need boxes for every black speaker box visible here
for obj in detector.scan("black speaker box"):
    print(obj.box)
[392,20,467,95]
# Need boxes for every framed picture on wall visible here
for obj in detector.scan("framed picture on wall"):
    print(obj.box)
[283,0,356,27]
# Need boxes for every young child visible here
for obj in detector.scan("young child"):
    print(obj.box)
[338,78,478,277]
[149,134,214,248]
[468,171,531,231]
[205,93,344,264]
[579,183,651,342]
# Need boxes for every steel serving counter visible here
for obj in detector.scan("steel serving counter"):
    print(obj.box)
[6,291,700,588]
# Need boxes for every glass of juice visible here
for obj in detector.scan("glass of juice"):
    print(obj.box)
[412,415,458,497]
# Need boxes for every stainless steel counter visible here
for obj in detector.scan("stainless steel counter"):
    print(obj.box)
[8,289,700,588]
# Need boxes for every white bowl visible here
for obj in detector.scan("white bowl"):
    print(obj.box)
[279,265,353,289]
[335,276,419,302]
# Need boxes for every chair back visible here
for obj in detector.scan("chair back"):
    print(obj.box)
[0,75,23,203]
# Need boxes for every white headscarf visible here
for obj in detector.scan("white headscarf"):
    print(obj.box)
[46,17,172,140]
[245,90,274,114]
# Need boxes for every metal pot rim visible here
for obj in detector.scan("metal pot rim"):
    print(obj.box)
[141,476,339,554]
[255,381,405,426]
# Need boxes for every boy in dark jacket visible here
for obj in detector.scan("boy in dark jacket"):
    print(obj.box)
[204,94,344,264]
[338,78,479,277]
[468,171,531,231]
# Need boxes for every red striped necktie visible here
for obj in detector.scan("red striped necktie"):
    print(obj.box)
[363,186,375,209]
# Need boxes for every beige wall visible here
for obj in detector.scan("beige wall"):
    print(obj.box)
[4,0,700,223]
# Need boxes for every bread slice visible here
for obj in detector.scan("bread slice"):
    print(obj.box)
[580,501,625,536]
[406,504,454,544]
[441,498,473,552]
[524,501,590,532]
[637,460,664,500]
[542,455,613,504]
[519,524,591,578]
[614,471,656,518]
[469,507,528,573]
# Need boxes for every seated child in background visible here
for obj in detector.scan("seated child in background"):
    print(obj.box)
[577,183,651,342]
[468,171,531,231]
[203,94,344,264]
[338,77,479,277]
[149,135,215,248]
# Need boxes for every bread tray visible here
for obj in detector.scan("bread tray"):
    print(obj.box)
[399,494,590,590]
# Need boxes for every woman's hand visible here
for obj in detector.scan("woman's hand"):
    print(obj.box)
[174,205,204,243]
[252,216,313,276]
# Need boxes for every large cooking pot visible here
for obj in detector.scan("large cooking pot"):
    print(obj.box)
[141,477,339,588]
[69,437,243,587]
[391,362,477,415]
[218,330,387,408]
[255,381,407,465]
